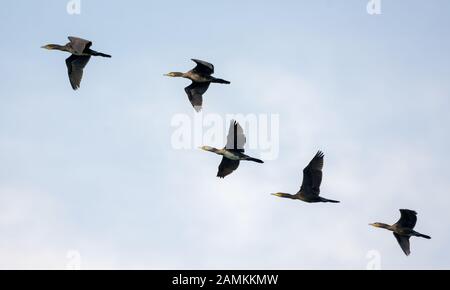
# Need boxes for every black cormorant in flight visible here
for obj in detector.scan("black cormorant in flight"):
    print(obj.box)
[42,36,111,90]
[370,209,431,256]
[271,151,340,203]
[165,59,230,112]
[201,120,263,178]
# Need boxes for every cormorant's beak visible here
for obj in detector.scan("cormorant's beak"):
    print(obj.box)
[369,223,376,227]
[271,193,282,197]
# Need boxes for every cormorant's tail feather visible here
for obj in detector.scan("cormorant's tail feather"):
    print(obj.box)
[212,78,230,84]
[320,197,340,203]
[245,157,264,164]
[96,52,112,58]
[417,233,431,239]
[89,50,111,58]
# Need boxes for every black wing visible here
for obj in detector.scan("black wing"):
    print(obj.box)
[299,151,324,195]
[68,36,92,54]
[393,233,411,256]
[395,209,417,229]
[225,120,246,152]
[217,158,240,178]
[65,55,91,90]
[184,82,210,112]
[192,59,214,75]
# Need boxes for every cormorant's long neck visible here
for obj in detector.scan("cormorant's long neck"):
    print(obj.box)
[50,44,69,52]
[171,72,186,78]
[274,193,295,199]
[210,147,224,155]
[378,223,394,231]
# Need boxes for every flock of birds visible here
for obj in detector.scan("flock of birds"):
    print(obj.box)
[41,36,431,257]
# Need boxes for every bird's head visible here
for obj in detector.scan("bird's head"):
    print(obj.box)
[41,44,58,50]
[164,72,184,77]
[271,192,292,199]
[200,146,216,152]
[369,222,389,229]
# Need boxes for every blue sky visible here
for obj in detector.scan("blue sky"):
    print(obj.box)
[0,0,449,269]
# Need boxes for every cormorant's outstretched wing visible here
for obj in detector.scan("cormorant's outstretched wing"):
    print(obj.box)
[192,59,214,75]
[184,82,210,112]
[65,55,91,90]
[393,233,411,256]
[217,158,240,178]
[394,209,417,229]
[299,151,324,195]
[68,36,92,54]
[225,120,246,152]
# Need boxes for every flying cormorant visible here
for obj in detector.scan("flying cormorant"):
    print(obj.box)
[271,151,340,203]
[201,120,263,178]
[370,209,431,256]
[165,59,230,112]
[42,36,111,90]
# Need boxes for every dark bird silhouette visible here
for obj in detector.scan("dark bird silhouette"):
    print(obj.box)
[201,120,263,178]
[370,209,431,256]
[165,59,230,112]
[42,36,111,90]
[271,151,340,203]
